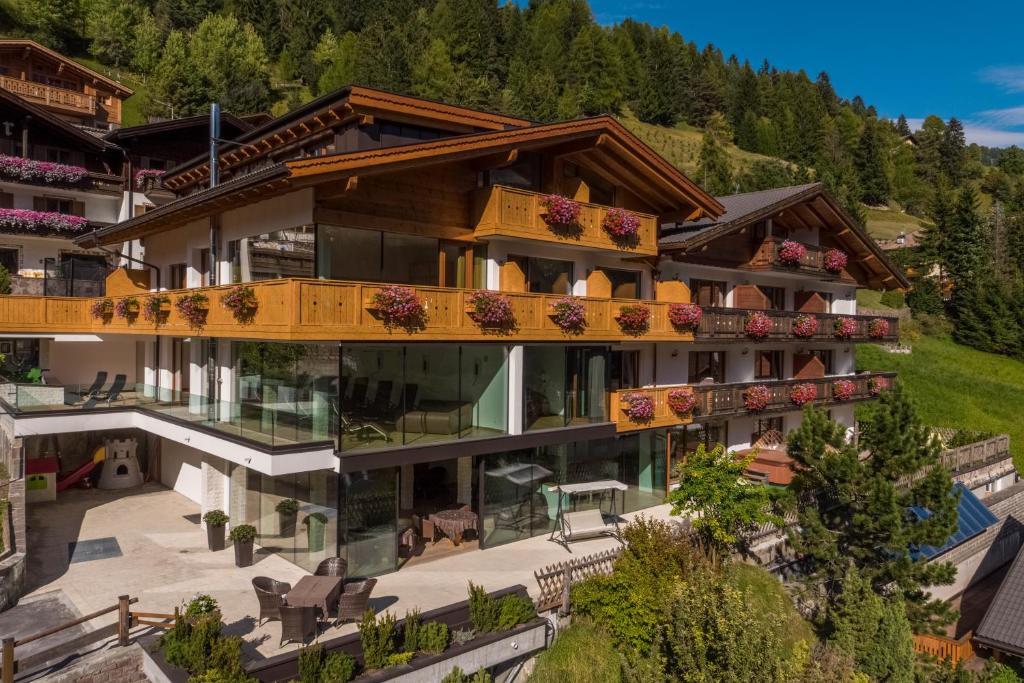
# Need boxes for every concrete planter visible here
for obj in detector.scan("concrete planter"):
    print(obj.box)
[207,524,226,551]
[234,540,254,567]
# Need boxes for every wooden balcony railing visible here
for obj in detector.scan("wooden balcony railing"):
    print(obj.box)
[0,277,698,343]
[912,632,975,666]
[610,385,696,432]
[749,237,854,281]
[0,76,96,115]
[473,185,659,256]
[695,307,900,342]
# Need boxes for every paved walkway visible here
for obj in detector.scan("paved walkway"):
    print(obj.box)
[12,483,675,660]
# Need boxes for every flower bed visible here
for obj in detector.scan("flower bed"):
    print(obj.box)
[90,298,113,320]
[745,311,773,339]
[602,207,641,244]
[143,294,169,323]
[668,302,702,331]
[371,285,426,332]
[0,208,88,234]
[833,317,857,339]
[792,314,819,339]
[221,285,259,323]
[824,248,848,273]
[468,290,515,329]
[868,376,889,396]
[867,317,890,339]
[175,292,209,328]
[615,303,651,335]
[133,168,164,190]
[832,379,856,401]
[549,296,586,334]
[777,240,807,266]
[539,194,582,235]
[667,388,697,417]
[0,154,88,186]
[789,383,817,406]
[622,392,655,422]
[744,385,771,412]
[114,296,138,319]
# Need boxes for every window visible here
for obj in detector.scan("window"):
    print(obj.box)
[441,242,469,288]
[509,255,573,295]
[760,286,786,310]
[609,350,640,390]
[601,268,641,299]
[752,417,784,444]
[169,263,187,290]
[808,349,834,374]
[480,153,541,191]
[524,346,608,431]
[227,227,316,282]
[690,279,727,307]
[199,248,212,286]
[317,225,441,287]
[35,196,79,214]
[44,147,73,164]
[754,350,784,380]
[689,351,726,384]
[0,192,12,209]
[0,247,18,274]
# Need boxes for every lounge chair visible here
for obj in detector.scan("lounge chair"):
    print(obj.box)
[98,374,127,404]
[334,402,390,442]
[81,371,108,399]
[253,576,291,626]
[343,377,369,411]
[279,605,317,646]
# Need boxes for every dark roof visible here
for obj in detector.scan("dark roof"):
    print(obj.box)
[0,88,114,152]
[908,483,998,561]
[975,543,1024,656]
[104,113,254,141]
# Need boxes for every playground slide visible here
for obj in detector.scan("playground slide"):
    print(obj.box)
[57,460,97,491]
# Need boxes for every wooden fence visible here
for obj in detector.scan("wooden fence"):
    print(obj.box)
[533,547,622,614]
[912,632,975,665]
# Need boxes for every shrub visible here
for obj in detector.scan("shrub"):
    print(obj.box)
[0,263,10,295]
[203,509,228,527]
[614,303,651,335]
[440,667,491,683]
[385,652,414,667]
[371,285,427,332]
[549,296,586,334]
[468,291,515,329]
[228,524,256,543]
[667,302,702,330]
[528,619,620,683]
[185,594,219,619]
[359,609,397,669]
[298,643,324,683]
[320,652,357,683]
[275,498,299,514]
[495,593,535,631]
[175,292,209,328]
[467,582,499,633]
[622,392,655,422]
[221,285,258,323]
[161,610,229,675]
[879,289,905,309]
[403,609,449,654]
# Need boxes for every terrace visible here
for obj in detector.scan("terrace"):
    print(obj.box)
[0,75,96,116]
[747,236,857,282]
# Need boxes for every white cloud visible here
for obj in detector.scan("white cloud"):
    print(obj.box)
[979,65,1024,94]
[901,115,1024,147]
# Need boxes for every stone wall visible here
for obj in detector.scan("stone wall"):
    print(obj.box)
[0,427,25,612]
[37,643,150,683]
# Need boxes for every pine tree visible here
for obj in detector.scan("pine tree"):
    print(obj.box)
[896,113,912,137]
[855,118,890,205]
[944,185,987,291]
[131,11,164,76]
[313,29,359,95]
[696,130,733,196]
[189,14,273,114]
[941,117,967,185]
[85,0,146,66]
[564,24,624,116]
[278,0,328,85]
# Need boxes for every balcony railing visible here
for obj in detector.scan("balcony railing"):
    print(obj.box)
[0,277,697,343]
[0,76,96,115]
[695,307,899,342]
[473,185,659,256]
[610,385,697,432]
[749,237,854,281]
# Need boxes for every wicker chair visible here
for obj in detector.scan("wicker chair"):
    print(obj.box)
[314,556,348,578]
[252,576,291,626]
[279,605,318,646]
[337,578,377,624]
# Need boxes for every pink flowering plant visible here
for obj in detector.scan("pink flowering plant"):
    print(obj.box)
[833,317,857,339]
[868,376,889,396]
[539,195,582,236]
[744,311,774,339]
[789,383,818,406]
[832,379,856,401]
[622,392,655,422]
[370,285,426,332]
[602,207,641,245]
[468,290,515,330]
[142,294,169,323]
[667,388,697,416]
[615,303,651,335]
[114,296,139,319]
[0,154,88,187]
[175,292,209,328]
[133,169,164,191]
[824,248,848,273]
[867,317,891,339]
[222,285,259,323]
[777,239,807,266]
[668,303,702,331]
[0,208,88,235]
[792,314,819,339]
[744,385,771,412]
[90,298,113,320]
[549,296,586,335]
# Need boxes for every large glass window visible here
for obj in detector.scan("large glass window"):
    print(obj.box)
[601,268,641,299]
[317,225,440,286]
[689,351,726,384]
[341,467,397,577]
[509,255,574,295]
[523,346,607,431]
[382,232,439,285]
[227,226,316,282]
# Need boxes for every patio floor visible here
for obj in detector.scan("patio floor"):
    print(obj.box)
[13,482,674,661]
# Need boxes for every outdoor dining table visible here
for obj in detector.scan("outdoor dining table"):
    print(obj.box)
[286,575,343,620]
[428,509,478,545]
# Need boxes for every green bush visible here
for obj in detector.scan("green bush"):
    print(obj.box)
[0,264,11,295]
[528,619,621,683]
[320,652,356,683]
[185,594,219,619]
[161,611,227,676]
[401,609,422,652]
[228,524,257,543]
[495,594,535,631]
[402,609,449,654]
[275,498,299,514]
[906,277,944,315]
[441,667,492,683]
[880,289,905,309]
[467,582,499,633]
[298,643,324,683]
[189,667,256,683]
[359,609,397,669]
[385,652,414,667]
[203,509,229,527]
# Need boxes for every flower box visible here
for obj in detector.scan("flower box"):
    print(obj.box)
[114,297,139,319]
[868,376,889,396]
[133,169,164,191]
[368,285,427,332]
[221,285,259,322]
[667,388,697,417]
[0,208,88,235]
[602,207,641,245]
[90,298,113,320]
[792,314,819,339]
[621,392,655,422]
[777,240,807,266]
[142,294,170,323]
[175,293,209,328]
[539,194,582,236]
[789,383,817,406]
[744,385,771,412]
[745,311,773,339]
[549,296,586,335]
[833,317,857,340]
[0,154,88,187]
[615,303,651,335]
[668,303,702,331]
[467,290,515,330]
[867,317,890,339]
[832,379,856,401]
[824,248,848,273]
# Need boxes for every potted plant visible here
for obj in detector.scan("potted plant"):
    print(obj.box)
[221,285,258,323]
[175,292,209,329]
[539,194,582,236]
[203,509,228,551]
[792,314,819,339]
[549,296,586,335]
[833,317,857,339]
[614,303,651,335]
[303,512,328,553]
[744,385,771,412]
[824,248,848,273]
[744,311,773,339]
[667,388,697,417]
[467,290,515,330]
[143,294,170,323]
[789,383,818,406]
[621,392,655,422]
[276,498,299,537]
[867,317,890,339]
[602,207,641,245]
[370,285,427,332]
[832,379,856,401]
[668,302,702,331]
[229,524,257,567]
[114,296,139,320]
[90,298,113,321]
[777,239,807,266]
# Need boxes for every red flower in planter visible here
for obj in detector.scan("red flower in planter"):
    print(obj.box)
[602,207,641,244]
[777,240,807,266]
[867,317,891,339]
[745,311,774,339]
[668,303,702,331]
[549,296,587,335]
[371,285,427,332]
[142,294,169,323]
[90,298,113,320]
[792,314,819,339]
[114,296,139,319]
[175,292,209,328]
[615,304,651,335]
[539,195,582,235]
[221,285,259,323]
[789,383,818,406]
[744,385,771,412]
[824,248,848,273]
[833,317,857,339]
[667,388,696,416]
[468,290,515,329]
[832,379,856,401]
[868,376,889,396]
[622,392,655,422]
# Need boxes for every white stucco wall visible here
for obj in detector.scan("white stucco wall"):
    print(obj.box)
[160,438,204,504]
[0,180,120,223]
[41,335,142,386]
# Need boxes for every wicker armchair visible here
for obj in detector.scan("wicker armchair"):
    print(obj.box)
[253,576,291,626]
[337,578,377,624]
[314,556,348,578]
[279,605,318,646]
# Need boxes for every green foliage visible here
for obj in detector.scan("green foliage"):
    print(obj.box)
[320,652,357,683]
[880,289,906,309]
[528,619,621,683]
[160,610,248,678]
[466,583,534,634]
[185,594,219,619]
[298,643,324,683]
[402,609,449,654]
[496,593,535,631]
[0,264,10,296]
[907,277,945,316]
[667,443,782,552]
[275,498,299,515]
[696,130,733,195]
[358,609,397,670]
[228,524,256,543]
[203,510,228,527]
[441,668,491,683]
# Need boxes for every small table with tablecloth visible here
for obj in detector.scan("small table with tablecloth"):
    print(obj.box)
[285,575,343,620]
[428,509,479,545]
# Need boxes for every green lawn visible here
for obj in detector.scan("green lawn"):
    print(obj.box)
[528,618,621,683]
[727,563,815,656]
[857,335,1024,469]
[864,205,931,241]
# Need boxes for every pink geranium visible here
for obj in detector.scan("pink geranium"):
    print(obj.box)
[667,388,697,416]
[0,208,87,234]
[371,285,426,332]
[549,296,587,334]
[668,303,702,331]
[789,383,818,406]
[539,195,582,234]
[868,376,889,396]
[824,248,848,273]
[745,311,774,339]
[615,304,651,335]
[602,207,641,242]
[468,290,515,329]
[622,392,655,422]
[744,385,771,412]
[133,169,164,190]
[792,314,819,339]
[0,154,88,186]
[832,379,856,401]
[833,317,857,339]
[867,317,891,339]
[175,292,209,328]
[777,240,807,266]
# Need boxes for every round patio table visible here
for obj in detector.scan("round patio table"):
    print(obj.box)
[429,509,478,545]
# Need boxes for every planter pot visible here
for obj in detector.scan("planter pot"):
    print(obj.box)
[234,540,254,567]
[306,518,326,553]
[278,511,296,537]
[207,524,226,551]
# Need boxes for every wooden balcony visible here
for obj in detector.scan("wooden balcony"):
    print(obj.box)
[0,76,96,116]
[610,385,697,432]
[695,307,900,343]
[748,237,855,282]
[473,185,659,256]
[0,277,698,343]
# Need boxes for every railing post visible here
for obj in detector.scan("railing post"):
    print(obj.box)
[2,637,14,683]
[117,595,130,646]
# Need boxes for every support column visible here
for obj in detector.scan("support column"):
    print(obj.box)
[200,456,230,528]
[507,345,523,435]
[457,456,473,505]
[400,464,414,512]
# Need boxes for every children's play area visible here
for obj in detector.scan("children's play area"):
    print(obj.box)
[24,430,151,503]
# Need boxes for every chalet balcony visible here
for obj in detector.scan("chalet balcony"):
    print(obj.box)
[694,307,900,343]
[748,236,856,282]
[473,184,659,256]
[0,76,96,116]
[0,277,698,343]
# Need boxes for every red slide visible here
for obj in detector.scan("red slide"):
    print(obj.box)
[57,460,97,492]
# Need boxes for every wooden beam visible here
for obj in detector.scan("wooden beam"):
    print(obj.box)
[581,147,671,212]
[359,114,374,126]
[782,207,813,231]
[659,207,702,224]
[471,148,520,171]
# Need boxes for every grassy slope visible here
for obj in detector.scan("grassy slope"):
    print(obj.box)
[728,563,815,656]
[863,206,932,240]
[857,335,1024,469]
[528,618,621,683]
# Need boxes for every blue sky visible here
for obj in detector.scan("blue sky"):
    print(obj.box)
[588,0,1024,147]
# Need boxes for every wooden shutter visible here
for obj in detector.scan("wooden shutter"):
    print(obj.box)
[792,353,825,379]
[733,284,770,310]
[0,192,13,209]
[795,291,829,313]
